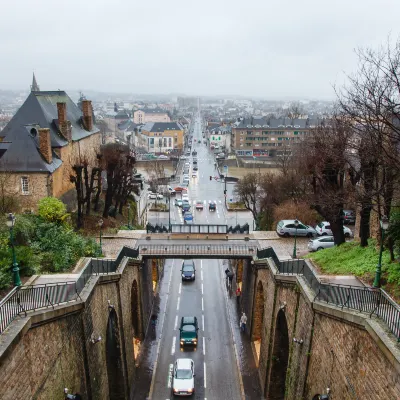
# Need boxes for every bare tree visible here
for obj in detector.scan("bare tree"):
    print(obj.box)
[234,173,261,227]
[286,102,305,119]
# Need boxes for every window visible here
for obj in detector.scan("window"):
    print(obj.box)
[21,177,29,195]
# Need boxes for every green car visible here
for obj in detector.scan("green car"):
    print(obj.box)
[179,316,199,347]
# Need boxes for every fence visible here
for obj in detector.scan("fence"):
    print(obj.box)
[146,223,250,234]
[257,248,400,341]
[0,246,140,335]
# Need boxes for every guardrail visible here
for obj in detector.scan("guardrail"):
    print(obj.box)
[0,246,140,335]
[258,249,400,341]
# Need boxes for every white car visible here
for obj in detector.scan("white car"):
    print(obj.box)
[192,171,197,178]
[182,193,189,201]
[148,192,163,200]
[172,358,195,396]
[158,155,169,160]
[315,222,353,238]
[308,236,335,252]
[175,198,183,207]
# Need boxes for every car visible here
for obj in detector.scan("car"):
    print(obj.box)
[185,151,191,156]
[193,166,198,171]
[315,222,354,238]
[183,174,190,179]
[209,201,216,211]
[175,198,183,207]
[179,317,199,347]
[185,219,194,225]
[180,155,187,160]
[343,209,356,225]
[192,151,197,156]
[184,162,190,168]
[182,181,189,187]
[192,171,197,178]
[276,220,317,238]
[148,192,163,200]
[167,186,176,195]
[172,358,195,396]
[216,152,225,159]
[181,260,195,281]
[195,201,203,210]
[182,199,190,206]
[184,212,193,223]
[182,203,191,212]
[193,160,198,165]
[174,186,187,193]
[158,155,169,160]
[308,236,335,252]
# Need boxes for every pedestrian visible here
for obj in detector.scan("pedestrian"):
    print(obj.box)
[228,272,234,288]
[236,287,241,306]
[240,312,247,333]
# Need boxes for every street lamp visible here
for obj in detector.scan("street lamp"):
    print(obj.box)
[373,215,389,288]
[292,219,299,259]
[166,195,171,232]
[127,203,131,230]
[98,219,104,256]
[6,213,21,287]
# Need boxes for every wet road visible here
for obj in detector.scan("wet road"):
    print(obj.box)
[148,258,242,399]
[148,114,254,228]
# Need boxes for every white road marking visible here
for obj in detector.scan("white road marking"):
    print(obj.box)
[204,363,207,388]
[202,297,204,311]
[177,296,180,311]
[201,283,204,295]
[174,315,178,330]
[178,282,182,294]
[171,336,176,355]
[203,336,206,355]
[167,364,173,388]
[201,270,203,281]
[201,260,203,269]
[202,314,205,331]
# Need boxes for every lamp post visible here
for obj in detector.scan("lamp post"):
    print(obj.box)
[292,219,299,259]
[373,215,389,288]
[127,203,131,230]
[6,213,21,287]
[166,195,171,232]
[98,219,104,256]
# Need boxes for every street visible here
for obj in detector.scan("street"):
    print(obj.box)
[147,114,254,229]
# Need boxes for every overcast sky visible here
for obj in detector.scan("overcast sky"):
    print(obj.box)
[1,0,400,99]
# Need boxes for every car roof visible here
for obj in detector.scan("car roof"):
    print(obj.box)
[182,325,196,332]
[176,358,193,369]
[315,235,334,240]
[182,316,196,324]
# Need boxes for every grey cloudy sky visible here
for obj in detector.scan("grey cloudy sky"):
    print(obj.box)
[1,0,400,99]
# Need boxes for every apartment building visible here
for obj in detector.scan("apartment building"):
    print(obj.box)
[232,116,319,157]
[138,122,184,153]
[133,108,171,124]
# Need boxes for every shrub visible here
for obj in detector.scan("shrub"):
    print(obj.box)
[38,197,67,223]
[273,200,321,227]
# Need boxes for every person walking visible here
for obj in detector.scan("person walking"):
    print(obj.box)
[236,287,242,306]
[240,312,247,333]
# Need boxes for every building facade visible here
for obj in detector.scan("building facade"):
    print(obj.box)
[133,109,171,124]
[0,78,101,211]
[232,116,319,157]
[138,122,184,153]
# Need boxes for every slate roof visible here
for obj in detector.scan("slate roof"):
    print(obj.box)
[118,119,139,131]
[141,122,183,132]
[137,108,168,114]
[0,90,98,173]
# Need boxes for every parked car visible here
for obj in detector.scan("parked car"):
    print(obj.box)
[148,192,163,200]
[182,203,191,212]
[195,201,203,210]
[216,152,225,159]
[158,155,169,160]
[343,209,356,224]
[276,220,317,238]
[175,198,183,207]
[174,186,188,193]
[172,358,195,396]
[181,260,195,281]
[209,201,216,211]
[315,222,353,238]
[308,236,335,252]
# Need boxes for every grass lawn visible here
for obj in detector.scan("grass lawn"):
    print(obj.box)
[306,239,400,302]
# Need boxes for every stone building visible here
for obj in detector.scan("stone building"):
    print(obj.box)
[138,122,184,153]
[133,108,171,124]
[0,75,101,211]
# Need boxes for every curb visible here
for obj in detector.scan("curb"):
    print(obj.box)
[220,263,246,400]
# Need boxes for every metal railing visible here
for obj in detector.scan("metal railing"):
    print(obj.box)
[0,246,140,335]
[257,248,400,341]
[138,244,256,258]
[146,223,229,234]
[0,281,79,334]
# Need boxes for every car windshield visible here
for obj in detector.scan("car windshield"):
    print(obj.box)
[317,222,324,228]
[183,265,194,272]
[176,369,192,379]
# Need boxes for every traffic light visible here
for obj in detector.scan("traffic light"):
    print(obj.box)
[210,176,212,181]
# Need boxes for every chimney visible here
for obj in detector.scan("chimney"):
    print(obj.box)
[38,128,52,164]
[82,100,93,131]
[57,102,72,142]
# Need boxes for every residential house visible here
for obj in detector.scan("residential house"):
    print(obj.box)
[208,125,232,153]
[232,116,319,157]
[133,108,171,124]
[138,122,184,153]
[0,75,101,211]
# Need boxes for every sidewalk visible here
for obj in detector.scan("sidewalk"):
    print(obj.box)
[225,279,264,399]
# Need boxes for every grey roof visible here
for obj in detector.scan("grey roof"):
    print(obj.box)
[136,108,168,114]
[118,119,138,131]
[1,91,99,147]
[0,124,62,173]
[141,122,183,132]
